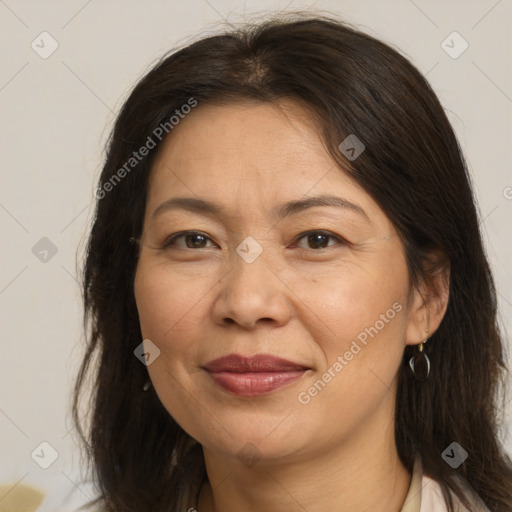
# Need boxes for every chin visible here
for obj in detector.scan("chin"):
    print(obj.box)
[196,414,314,466]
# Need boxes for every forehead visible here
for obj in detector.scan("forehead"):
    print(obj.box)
[152,101,348,188]
[153,100,326,172]
[146,100,386,228]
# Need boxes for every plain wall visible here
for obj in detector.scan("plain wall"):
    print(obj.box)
[1,0,511,508]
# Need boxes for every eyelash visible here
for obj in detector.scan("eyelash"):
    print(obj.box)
[161,230,346,251]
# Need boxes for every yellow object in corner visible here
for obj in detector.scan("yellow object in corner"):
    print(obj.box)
[0,483,45,512]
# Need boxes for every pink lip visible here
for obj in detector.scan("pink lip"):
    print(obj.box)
[203,354,310,397]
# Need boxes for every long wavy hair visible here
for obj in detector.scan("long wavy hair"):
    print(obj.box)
[73,12,512,512]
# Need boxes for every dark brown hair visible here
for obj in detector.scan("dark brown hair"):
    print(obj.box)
[74,12,512,512]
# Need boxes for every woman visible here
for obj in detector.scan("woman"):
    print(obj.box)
[74,13,512,512]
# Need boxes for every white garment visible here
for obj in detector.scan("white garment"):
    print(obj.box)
[401,455,491,512]
[420,475,491,512]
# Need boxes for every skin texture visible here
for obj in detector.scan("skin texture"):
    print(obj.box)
[133,100,449,512]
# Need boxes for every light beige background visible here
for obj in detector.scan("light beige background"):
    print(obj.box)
[1,0,511,508]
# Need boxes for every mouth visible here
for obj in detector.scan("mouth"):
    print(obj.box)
[202,354,310,397]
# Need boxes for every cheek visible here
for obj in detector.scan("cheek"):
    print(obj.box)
[134,261,216,432]
[135,259,208,332]
[294,253,410,412]
[133,260,216,367]
[295,256,408,353]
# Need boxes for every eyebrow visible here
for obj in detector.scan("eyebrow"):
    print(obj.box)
[152,194,370,223]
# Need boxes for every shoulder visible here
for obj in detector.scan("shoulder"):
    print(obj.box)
[420,474,491,512]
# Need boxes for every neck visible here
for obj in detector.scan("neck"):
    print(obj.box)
[197,407,411,512]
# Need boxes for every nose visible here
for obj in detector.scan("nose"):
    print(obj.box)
[212,247,292,330]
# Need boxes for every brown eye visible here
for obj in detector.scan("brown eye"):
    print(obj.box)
[294,231,344,250]
[162,231,216,249]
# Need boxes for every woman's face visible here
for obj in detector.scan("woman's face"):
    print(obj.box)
[134,100,424,467]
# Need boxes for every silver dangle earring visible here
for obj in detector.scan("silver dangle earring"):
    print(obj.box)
[409,329,430,381]
[142,379,152,392]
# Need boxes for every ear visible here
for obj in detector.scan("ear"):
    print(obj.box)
[405,251,450,346]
